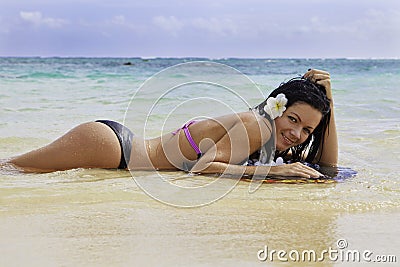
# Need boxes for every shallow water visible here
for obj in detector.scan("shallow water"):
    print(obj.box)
[1,58,399,266]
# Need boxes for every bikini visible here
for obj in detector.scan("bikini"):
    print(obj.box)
[96,120,134,169]
[172,121,203,159]
[95,119,202,170]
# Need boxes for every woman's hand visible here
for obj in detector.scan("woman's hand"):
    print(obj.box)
[303,69,333,100]
[269,162,323,178]
[303,68,338,166]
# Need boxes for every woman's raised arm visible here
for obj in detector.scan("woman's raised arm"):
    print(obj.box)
[303,69,338,166]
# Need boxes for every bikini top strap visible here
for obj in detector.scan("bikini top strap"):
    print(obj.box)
[182,122,202,159]
[172,120,202,159]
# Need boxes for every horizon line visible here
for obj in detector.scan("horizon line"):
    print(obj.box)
[0,55,399,60]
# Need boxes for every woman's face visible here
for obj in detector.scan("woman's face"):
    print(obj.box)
[274,102,322,151]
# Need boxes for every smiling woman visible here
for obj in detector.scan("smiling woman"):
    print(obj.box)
[244,69,337,178]
[256,70,336,164]
[3,69,337,180]
[275,103,322,152]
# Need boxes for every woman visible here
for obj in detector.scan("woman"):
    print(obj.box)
[4,69,337,178]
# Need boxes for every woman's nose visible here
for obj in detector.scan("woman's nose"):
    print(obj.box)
[289,127,301,140]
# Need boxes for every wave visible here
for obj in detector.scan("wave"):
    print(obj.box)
[18,72,75,79]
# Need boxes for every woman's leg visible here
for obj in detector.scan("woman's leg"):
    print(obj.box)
[9,122,122,172]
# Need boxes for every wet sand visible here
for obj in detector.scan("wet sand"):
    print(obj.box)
[1,170,399,266]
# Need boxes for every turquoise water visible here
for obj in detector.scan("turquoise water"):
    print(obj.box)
[1,57,399,170]
[0,58,399,266]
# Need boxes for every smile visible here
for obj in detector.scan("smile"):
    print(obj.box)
[282,133,294,145]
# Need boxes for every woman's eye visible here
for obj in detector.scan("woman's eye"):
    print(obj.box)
[303,128,311,135]
[288,116,297,123]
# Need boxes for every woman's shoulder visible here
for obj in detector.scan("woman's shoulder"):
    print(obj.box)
[207,111,272,135]
[235,110,272,130]
[197,111,270,128]
[213,110,264,122]
[191,111,262,129]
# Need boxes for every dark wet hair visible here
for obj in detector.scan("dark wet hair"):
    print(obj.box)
[254,77,331,163]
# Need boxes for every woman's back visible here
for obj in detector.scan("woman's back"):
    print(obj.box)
[138,111,272,172]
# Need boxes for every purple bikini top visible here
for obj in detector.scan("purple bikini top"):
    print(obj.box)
[172,121,203,159]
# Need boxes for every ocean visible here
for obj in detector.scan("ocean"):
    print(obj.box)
[0,57,399,266]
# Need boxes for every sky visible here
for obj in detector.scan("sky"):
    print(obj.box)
[0,0,399,58]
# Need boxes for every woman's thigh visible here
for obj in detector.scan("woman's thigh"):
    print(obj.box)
[10,122,122,172]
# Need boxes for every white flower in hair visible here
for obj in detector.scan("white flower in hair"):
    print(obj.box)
[263,93,288,119]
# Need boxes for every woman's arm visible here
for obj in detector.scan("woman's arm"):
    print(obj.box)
[303,69,338,166]
[190,111,323,178]
[190,111,270,173]
[197,161,323,179]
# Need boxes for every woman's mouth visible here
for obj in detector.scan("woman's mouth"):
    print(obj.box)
[281,133,294,146]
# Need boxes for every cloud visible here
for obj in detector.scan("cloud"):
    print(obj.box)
[298,8,400,39]
[152,16,184,35]
[110,15,126,25]
[1,0,397,57]
[191,17,237,36]
[20,11,69,28]
[95,15,147,36]
[151,16,239,37]
[360,9,400,34]
[108,15,142,30]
